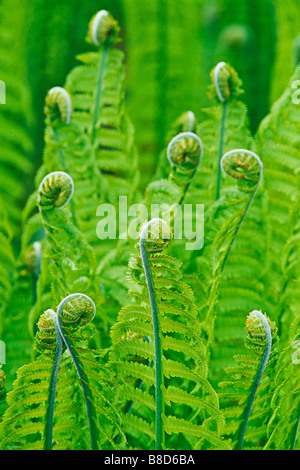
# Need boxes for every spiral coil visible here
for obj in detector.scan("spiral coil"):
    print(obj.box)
[211,62,243,102]
[139,218,172,254]
[87,10,120,46]
[221,149,263,184]
[167,132,203,185]
[45,87,72,124]
[37,171,74,211]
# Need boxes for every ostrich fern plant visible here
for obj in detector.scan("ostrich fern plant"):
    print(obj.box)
[0,4,300,452]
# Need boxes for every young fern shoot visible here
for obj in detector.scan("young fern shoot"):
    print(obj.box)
[139,218,171,450]
[38,171,74,214]
[44,89,76,225]
[236,310,272,450]
[210,62,243,199]
[55,293,99,450]
[35,309,63,450]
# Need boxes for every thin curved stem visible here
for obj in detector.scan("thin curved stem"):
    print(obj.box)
[91,44,109,144]
[216,100,227,200]
[43,310,63,451]
[236,310,272,450]
[139,221,164,450]
[52,128,76,226]
[56,294,99,450]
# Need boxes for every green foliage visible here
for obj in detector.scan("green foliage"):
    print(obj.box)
[110,221,229,450]
[0,1,300,452]
[219,312,278,449]
[0,293,124,450]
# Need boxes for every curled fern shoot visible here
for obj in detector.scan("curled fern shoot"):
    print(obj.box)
[37,171,74,212]
[210,62,243,199]
[45,87,72,125]
[0,367,5,401]
[87,10,120,47]
[167,132,203,205]
[139,218,171,450]
[56,293,99,450]
[220,148,263,272]
[36,309,63,450]
[236,310,272,450]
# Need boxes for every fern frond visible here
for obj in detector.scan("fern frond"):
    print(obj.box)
[110,219,228,450]
[219,311,278,449]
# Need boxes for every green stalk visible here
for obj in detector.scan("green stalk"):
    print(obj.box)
[236,310,272,450]
[56,294,99,450]
[43,309,63,451]
[291,406,300,450]
[216,100,227,200]
[91,44,109,144]
[139,221,164,450]
[220,150,263,273]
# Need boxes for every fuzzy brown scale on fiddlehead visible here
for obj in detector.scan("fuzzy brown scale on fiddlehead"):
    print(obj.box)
[86,10,120,47]
[58,293,96,333]
[37,171,74,211]
[35,310,57,355]
[44,87,72,125]
[167,132,203,185]
[209,62,243,103]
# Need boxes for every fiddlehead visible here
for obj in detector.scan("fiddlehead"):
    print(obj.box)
[167,111,197,139]
[210,62,243,199]
[219,148,263,272]
[166,131,203,207]
[56,293,100,450]
[0,367,5,400]
[110,218,229,450]
[37,171,74,212]
[221,148,262,186]
[235,310,273,450]
[44,87,72,125]
[139,218,171,450]
[35,309,63,450]
[219,310,277,450]
[200,149,263,343]
[87,10,120,47]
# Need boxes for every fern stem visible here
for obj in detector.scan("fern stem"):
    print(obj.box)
[52,128,77,226]
[139,220,165,450]
[216,100,227,200]
[291,405,300,450]
[43,309,63,451]
[236,310,272,450]
[56,294,99,450]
